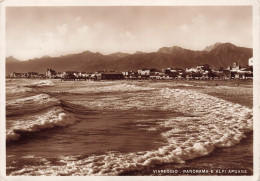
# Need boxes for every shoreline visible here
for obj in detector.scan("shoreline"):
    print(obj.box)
[6,78,253,89]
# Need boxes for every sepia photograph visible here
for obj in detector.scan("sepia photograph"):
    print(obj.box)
[1,0,260,180]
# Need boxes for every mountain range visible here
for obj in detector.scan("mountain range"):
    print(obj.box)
[6,42,253,74]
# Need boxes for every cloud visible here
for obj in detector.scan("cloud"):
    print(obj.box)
[94,22,104,29]
[75,16,82,22]
[178,14,207,35]
[56,24,69,35]
[118,31,134,39]
[41,32,54,42]
[125,31,131,37]
[192,14,206,26]
[180,24,189,32]
[6,7,252,60]
[216,19,227,27]
[178,14,206,34]
[77,25,89,34]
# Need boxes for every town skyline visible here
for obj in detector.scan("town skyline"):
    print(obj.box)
[8,59,253,81]
[6,6,252,61]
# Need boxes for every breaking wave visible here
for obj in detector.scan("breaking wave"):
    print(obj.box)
[6,107,76,143]
[65,83,155,94]
[31,80,54,87]
[6,86,33,94]
[8,88,253,176]
[6,94,60,116]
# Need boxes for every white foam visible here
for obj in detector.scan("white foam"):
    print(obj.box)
[33,80,54,87]
[6,86,32,94]
[6,94,59,107]
[70,83,155,93]
[6,108,75,142]
[9,87,253,176]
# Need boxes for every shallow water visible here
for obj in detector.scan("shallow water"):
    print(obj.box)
[6,79,253,175]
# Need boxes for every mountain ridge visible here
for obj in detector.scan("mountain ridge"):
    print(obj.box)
[6,42,252,74]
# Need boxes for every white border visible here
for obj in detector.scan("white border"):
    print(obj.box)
[0,0,256,6]
[253,0,260,181]
[0,0,259,181]
[0,1,6,181]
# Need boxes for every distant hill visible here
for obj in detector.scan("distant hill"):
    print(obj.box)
[203,42,222,52]
[135,51,146,54]
[108,52,130,58]
[6,56,20,63]
[6,42,252,74]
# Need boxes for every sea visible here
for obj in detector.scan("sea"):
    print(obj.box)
[5,79,253,176]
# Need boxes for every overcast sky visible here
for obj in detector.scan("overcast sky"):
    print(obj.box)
[6,6,252,61]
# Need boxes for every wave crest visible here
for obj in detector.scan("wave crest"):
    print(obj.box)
[6,94,60,116]
[32,80,54,87]
[6,108,76,143]
[67,83,155,94]
[6,86,32,94]
[8,87,253,176]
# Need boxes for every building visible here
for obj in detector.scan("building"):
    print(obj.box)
[55,72,63,78]
[228,62,240,71]
[101,72,124,80]
[9,72,23,78]
[227,62,253,79]
[90,72,102,80]
[62,71,79,79]
[248,57,253,66]
[213,67,224,73]
[196,65,204,72]
[46,69,56,78]
[27,72,39,78]
[79,72,89,78]
[128,71,139,79]
[150,75,161,79]
[185,67,198,73]
[122,71,138,79]
[122,71,129,76]
[138,69,150,75]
